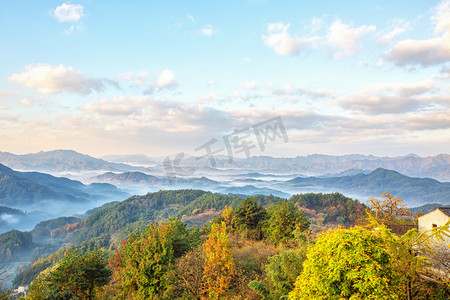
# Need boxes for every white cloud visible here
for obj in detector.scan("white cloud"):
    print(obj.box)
[377,28,405,44]
[386,37,450,66]
[20,99,33,107]
[63,24,85,35]
[8,64,116,95]
[332,80,436,115]
[271,84,333,99]
[155,69,178,89]
[263,22,317,56]
[310,17,323,34]
[197,92,219,102]
[121,71,148,87]
[80,96,231,133]
[326,20,376,58]
[0,114,18,123]
[386,0,450,66]
[231,91,261,102]
[81,97,146,116]
[187,14,195,22]
[241,57,252,64]
[376,19,410,44]
[242,81,258,91]
[24,120,51,128]
[201,25,219,36]
[53,3,84,22]
[433,0,450,34]
[207,80,216,86]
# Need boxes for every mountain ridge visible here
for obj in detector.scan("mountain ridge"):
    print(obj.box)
[286,168,450,206]
[1,150,450,182]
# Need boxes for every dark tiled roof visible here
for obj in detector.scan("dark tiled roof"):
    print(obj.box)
[438,207,450,217]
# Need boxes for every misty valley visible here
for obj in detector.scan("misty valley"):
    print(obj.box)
[0,150,449,295]
[1,150,450,235]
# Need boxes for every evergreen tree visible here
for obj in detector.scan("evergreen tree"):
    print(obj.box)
[234,197,267,230]
[265,201,309,244]
[48,248,111,300]
[110,222,173,299]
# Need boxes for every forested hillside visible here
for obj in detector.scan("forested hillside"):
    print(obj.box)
[287,168,450,206]
[8,189,448,299]
[8,189,370,291]
[0,163,127,207]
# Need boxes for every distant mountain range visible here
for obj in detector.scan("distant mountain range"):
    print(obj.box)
[88,168,450,206]
[0,163,128,208]
[100,154,159,166]
[0,149,449,207]
[89,171,220,188]
[286,168,450,206]
[167,153,450,182]
[89,171,290,198]
[0,150,139,173]
[1,150,449,182]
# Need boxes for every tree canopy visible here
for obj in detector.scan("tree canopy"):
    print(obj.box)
[289,227,401,300]
[47,248,112,300]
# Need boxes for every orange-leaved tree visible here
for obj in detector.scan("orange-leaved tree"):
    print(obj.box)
[202,222,235,299]
[368,192,415,223]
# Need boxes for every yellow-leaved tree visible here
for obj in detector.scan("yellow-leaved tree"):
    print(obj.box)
[202,222,235,299]
[368,192,415,223]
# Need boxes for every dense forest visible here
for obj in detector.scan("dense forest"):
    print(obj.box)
[1,190,449,299]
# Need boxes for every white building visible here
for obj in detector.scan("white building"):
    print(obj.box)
[11,285,29,297]
[418,207,450,234]
[417,207,450,281]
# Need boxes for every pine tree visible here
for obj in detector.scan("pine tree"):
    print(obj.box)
[110,222,173,299]
[48,248,111,300]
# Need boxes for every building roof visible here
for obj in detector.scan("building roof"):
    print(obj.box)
[417,207,450,219]
[438,207,450,217]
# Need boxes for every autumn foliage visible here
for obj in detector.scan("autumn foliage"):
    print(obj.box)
[289,227,401,300]
[202,222,235,299]
[368,192,415,223]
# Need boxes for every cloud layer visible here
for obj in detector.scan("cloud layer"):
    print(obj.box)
[386,0,450,66]
[326,20,375,58]
[8,64,116,95]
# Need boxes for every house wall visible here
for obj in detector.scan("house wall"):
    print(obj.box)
[418,209,450,281]
[418,209,450,245]
[418,210,450,232]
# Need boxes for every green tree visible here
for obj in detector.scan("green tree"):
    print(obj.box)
[203,222,235,299]
[166,218,201,259]
[289,227,401,300]
[265,201,309,244]
[48,248,112,300]
[234,197,267,230]
[110,222,173,299]
[366,214,450,299]
[266,247,307,299]
[250,247,307,300]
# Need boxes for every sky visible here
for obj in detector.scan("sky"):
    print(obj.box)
[0,0,449,158]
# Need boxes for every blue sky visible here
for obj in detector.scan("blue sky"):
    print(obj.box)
[0,0,449,158]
